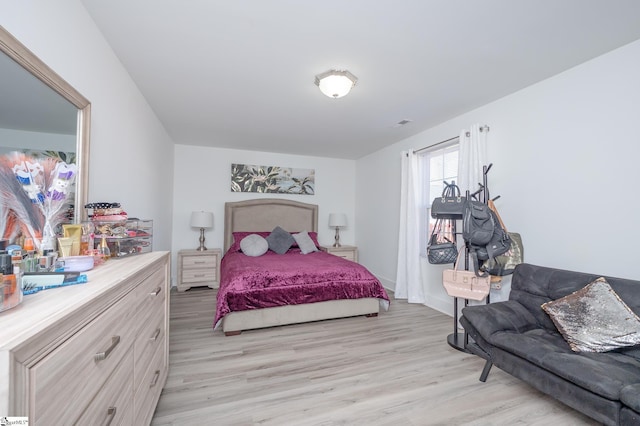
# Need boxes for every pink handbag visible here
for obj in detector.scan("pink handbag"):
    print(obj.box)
[442,249,490,301]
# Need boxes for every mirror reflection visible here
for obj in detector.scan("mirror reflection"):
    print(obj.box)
[0,26,90,251]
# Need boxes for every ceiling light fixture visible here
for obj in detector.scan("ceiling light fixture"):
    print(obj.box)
[314,69,357,99]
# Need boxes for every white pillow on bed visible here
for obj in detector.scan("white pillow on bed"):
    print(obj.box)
[292,231,318,254]
[240,234,269,257]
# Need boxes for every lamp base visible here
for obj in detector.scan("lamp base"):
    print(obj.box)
[196,228,208,251]
[333,227,341,247]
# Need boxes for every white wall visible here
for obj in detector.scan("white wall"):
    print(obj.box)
[171,144,356,282]
[3,0,175,251]
[357,38,640,316]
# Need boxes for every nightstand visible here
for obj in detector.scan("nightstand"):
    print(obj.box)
[320,245,358,263]
[177,249,221,291]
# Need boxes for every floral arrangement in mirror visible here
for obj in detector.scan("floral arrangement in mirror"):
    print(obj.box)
[0,152,77,251]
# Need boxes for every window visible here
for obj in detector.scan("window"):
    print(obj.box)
[418,141,459,256]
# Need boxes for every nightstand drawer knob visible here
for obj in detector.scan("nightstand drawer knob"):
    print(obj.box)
[149,286,161,296]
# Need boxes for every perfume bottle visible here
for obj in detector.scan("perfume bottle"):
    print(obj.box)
[99,235,111,259]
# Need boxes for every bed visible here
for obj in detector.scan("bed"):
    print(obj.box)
[214,198,389,335]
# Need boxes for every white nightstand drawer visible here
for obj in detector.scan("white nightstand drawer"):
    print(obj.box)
[182,255,217,268]
[334,252,355,261]
[320,245,358,263]
[182,269,217,283]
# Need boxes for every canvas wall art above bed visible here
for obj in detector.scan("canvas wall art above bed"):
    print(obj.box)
[215,199,389,335]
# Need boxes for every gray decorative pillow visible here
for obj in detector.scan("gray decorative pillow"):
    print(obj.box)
[542,277,640,352]
[292,231,318,254]
[265,226,295,254]
[239,234,269,257]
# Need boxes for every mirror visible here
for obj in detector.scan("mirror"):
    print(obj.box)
[0,25,90,248]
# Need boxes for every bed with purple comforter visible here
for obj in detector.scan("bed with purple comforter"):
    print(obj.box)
[214,247,390,330]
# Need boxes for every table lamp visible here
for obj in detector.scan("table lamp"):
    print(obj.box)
[190,211,213,251]
[328,213,347,247]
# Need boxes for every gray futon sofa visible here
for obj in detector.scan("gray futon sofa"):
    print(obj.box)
[460,263,640,426]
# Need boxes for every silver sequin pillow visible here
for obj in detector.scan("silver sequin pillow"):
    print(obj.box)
[542,277,640,352]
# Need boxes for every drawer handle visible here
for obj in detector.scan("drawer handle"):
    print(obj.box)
[150,286,161,296]
[104,406,117,426]
[150,370,160,387]
[194,274,205,278]
[94,336,121,362]
[194,261,206,264]
[150,328,161,341]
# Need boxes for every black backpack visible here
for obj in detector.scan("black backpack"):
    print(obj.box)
[463,200,511,276]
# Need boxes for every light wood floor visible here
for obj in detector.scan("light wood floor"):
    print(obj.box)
[151,288,598,426]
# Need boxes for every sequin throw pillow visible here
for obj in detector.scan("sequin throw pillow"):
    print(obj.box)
[542,277,640,352]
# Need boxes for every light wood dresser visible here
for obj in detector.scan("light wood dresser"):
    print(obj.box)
[0,251,170,425]
[177,248,221,291]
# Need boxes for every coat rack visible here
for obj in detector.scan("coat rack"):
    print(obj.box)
[447,164,494,353]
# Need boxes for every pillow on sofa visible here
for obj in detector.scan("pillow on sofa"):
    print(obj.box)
[266,226,295,254]
[239,234,269,257]
[292,231,318,254]
[542,277,640,352]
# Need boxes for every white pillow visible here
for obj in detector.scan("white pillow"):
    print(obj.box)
[292,231,318,254]
[240,234,269,257]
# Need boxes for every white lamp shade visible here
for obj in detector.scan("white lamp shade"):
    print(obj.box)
[190,211,213,229]
[315,70,357,99]
[328,213,347,228]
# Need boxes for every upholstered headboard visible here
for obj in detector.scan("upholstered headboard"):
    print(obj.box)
[224,198,319,252]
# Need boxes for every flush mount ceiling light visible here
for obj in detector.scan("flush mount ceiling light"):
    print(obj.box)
[314,69,357,99]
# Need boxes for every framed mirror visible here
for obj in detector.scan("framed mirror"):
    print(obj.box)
[0,25,90,249]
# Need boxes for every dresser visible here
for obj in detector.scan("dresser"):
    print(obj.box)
[0,251,170,425]
[320,245,359,263]
[177,249,221,291]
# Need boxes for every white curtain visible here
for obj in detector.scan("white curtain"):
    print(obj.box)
[395,150,425,303]
[458,124,488,196]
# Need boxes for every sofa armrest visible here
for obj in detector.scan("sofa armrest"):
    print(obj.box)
[461,300,540,345]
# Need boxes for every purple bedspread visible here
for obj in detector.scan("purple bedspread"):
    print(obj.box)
[214,249,389,327]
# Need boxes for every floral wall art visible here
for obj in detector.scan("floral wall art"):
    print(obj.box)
[231,163,315,195]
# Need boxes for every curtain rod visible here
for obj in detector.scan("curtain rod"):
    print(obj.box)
[413,136,459,155]
[412,125,490,155]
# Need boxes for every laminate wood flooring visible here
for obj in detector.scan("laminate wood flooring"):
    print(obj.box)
[151,288,598,426]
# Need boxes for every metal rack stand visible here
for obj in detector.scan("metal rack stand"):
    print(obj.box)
[446,164,493,353]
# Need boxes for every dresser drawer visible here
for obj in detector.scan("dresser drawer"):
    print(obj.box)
[76,348,134,426]
[182,255,216,269]
[134,267,166,311]
[134,337,167,426]
[181,269,217,283]
[31,291,137,424]
[134,309,165,391]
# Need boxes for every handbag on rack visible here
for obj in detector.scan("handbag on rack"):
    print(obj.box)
[431,182,466,219]
[482,232,523,276]
[427,218,458,264]
[442,249,491,301]
[481,200,523,276]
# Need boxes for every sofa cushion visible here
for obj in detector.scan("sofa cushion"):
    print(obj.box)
[462,300,539,346]
[538,351,640,401]
[541,277,640,352]
[489,328,572,365]
[621,383,640,412]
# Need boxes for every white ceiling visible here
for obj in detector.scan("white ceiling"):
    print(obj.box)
[80,0,640,159]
